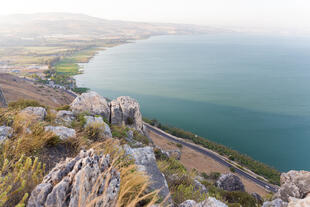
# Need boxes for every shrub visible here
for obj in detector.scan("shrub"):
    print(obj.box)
[111,125,128,139]
[154,148,169,161]
[209,172,221,180]
[0,155,45,207]
[222,191,256,207]
[85,122,104,141]
[133,131,149,145]
[201,172,208,180]
[8,100,44,110]
[230,167,236,173]
[72,87,89,94]
[71,113,87,129]
[55,105,71,111]
[176,143,183,148]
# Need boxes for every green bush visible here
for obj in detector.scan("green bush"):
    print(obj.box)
[72,87,89,94]
[111,125,128,139]
[230,167,236,173]
[55,105,71,111]
[176,143,183,148]
[133,130,149,145]
[223,191,256,207]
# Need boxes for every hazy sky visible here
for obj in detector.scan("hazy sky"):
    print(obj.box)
[1,0,310,31]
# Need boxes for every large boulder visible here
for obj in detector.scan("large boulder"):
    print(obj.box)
[55,110,75,126]
[288,194,310,207]
[216,173,245,192]
[27,149,120,207]
[84,115,112,138]
[124,145,170,199]
[274,170,310,202]
[179,197,228,207]
[20,106,47,121]
[110,96,143,131]
[262,199,288,207]
[45,126,76,140]
[0,126,13,143]
[70,91,110,119]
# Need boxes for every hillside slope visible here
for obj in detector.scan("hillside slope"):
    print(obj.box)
[0,73,75,107]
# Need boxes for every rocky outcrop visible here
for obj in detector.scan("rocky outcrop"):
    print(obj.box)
[216,173,245,192]
[274,170,310,202]
[84,115,112,138]
[0,85,7,107]
[45,126,76,140]
[70,91,110,119]
[124,145,170,199]
[27,149,120,207]
[193,179,208,194]
[0,126,13,143]
[179,197,228,207]
[110,96,143,131]
[20,106,47,121]
[288,194,310,207]
[262,199,288,207]
[55,110,75,126]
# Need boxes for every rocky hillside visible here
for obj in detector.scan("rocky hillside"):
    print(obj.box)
[0,91,309,207]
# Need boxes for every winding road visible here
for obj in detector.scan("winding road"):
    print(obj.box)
[145,123,279,193]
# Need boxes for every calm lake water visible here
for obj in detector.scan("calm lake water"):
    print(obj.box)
[75,34,310,171]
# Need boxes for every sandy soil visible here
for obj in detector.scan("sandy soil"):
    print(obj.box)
[0,73,74,107]
[148,129,269,197]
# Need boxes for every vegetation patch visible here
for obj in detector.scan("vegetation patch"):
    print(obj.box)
[8,99,44,110]
[0,155,45,207]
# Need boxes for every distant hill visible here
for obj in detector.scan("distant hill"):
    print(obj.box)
[0,13,220,45]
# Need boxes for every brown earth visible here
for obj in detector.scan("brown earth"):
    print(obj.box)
[148,129,269,197]
[0,73,75,107]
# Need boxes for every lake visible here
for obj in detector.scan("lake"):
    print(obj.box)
[75,34,310,172]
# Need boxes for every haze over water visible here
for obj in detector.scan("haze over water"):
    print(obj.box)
[76,34,310,171]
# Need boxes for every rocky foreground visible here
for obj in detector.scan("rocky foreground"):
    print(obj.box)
[1,91,310,207]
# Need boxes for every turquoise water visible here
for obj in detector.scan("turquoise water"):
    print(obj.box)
[75,34,310,171]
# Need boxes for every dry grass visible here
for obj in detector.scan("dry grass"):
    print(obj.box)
[85,139,163,207]
[2,113,59,160]
[85,122,105,141]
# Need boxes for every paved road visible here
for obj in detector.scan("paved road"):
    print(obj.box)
[145,123,279,193]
